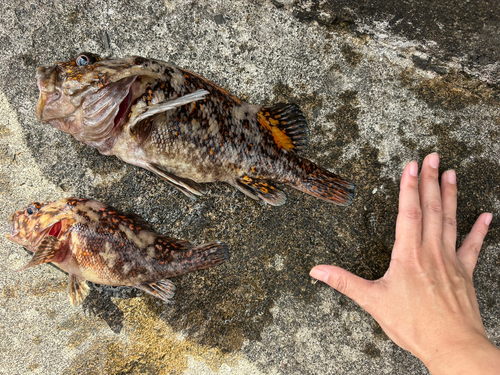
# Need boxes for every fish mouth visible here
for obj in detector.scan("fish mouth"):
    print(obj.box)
[5,212,66,250]
[5,212,20,242]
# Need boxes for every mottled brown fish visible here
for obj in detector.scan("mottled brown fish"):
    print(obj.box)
[36,53,355,206]
[5,198,229,306]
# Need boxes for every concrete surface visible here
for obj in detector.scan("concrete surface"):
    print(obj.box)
[0,0,499,374]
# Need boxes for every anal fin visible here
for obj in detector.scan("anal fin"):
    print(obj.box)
[16,236,62,272]
[257,103,309,152]
[147,163,206,199]
[69,274,90,306]
[136,279,176,302]
[233,176,286,206]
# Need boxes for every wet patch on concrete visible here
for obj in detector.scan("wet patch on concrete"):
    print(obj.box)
[271,82,324,122]
[413,120,500,245]
[400,69,500,111]
[289,1,355,32]
[291,0,500,75]
[26,278,67,297]
[57,313,102,350]
[341,44,363,67]
[362,342,381,358]
[324,90,361,147]
[63,298,240,375]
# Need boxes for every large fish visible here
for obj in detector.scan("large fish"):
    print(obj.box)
[35,53,355,206]
[5,198,229,306]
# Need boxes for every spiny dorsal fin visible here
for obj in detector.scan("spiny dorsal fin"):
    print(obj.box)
[68,274,90,306]
[16,236,62,272]
[257,103,309,152]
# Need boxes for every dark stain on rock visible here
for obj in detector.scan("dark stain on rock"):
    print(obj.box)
[341,44,363,66]
[26,279,67,297]
[82,287,127,334]
[414,121,499,247]
[271,82,324,122]
[292,0,500,72]
[324,90,360,147]
[20,53,37,68]
[362,342,381,358]
[372,321,389,342]
[2,285,18,298]
[29,363,39,371]
[67,10,79,24]
[400,69,500,111]
[290,1,355,32]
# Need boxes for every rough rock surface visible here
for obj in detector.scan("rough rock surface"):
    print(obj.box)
[0,1,498,374]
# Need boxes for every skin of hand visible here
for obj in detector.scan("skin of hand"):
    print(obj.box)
[310,153,500,374]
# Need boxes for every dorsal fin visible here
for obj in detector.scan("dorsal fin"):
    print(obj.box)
[257,103,309,152]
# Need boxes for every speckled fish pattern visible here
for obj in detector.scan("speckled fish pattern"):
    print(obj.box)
[35,53,355,206]
[5,198,229,306]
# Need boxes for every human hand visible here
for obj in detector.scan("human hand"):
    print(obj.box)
[310,153,500,374]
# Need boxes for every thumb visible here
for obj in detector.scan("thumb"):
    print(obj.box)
[310,265,374,307]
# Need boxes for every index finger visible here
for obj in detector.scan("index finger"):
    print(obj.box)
[393,161,422,259]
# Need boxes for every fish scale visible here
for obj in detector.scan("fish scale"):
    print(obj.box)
[35,53,355,206]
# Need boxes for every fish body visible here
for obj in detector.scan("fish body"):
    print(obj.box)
[36,53,355,206]
[6,198,229,305]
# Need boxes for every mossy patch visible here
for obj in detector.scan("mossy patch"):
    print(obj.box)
[63,298,241,375]
[324,90,360,147]
[362,342,381,358]
[400,69,500,111]
[341,44,363,66]
[26,278,67,297]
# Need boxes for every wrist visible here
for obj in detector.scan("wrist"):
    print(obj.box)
[422,335,500,375]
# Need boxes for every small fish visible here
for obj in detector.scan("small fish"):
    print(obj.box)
[36,53,355,206]
[5,198,229,306]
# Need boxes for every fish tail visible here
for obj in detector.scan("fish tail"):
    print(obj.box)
[179,242,230,273]
[291,158,355,206]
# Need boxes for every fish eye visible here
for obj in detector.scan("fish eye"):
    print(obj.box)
[26,204,38,215]
[76,53,99,67]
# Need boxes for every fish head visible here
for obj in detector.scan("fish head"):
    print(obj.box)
[35,53,162,153]
[5,200,73,252]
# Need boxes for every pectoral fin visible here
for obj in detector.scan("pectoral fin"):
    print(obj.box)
[129,89,209,132]
[68,274,90,306]
[16,236,62,272]
[136,279,176,302]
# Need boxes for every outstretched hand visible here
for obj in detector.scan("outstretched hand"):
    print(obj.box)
[311,153,500,374]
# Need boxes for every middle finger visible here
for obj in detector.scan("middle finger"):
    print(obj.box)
[419,153,443,244]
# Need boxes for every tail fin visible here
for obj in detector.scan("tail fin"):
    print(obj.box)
[293,160,355,206]
[178,242,230,273]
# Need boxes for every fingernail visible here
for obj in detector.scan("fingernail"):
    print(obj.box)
[447,170,456,184]
[485,213,493,226]
[409,161,418,177]
[310,268,329,284]
[429,153,439,169]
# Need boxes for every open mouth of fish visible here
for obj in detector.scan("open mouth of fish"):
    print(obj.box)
[6,212,67,250]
